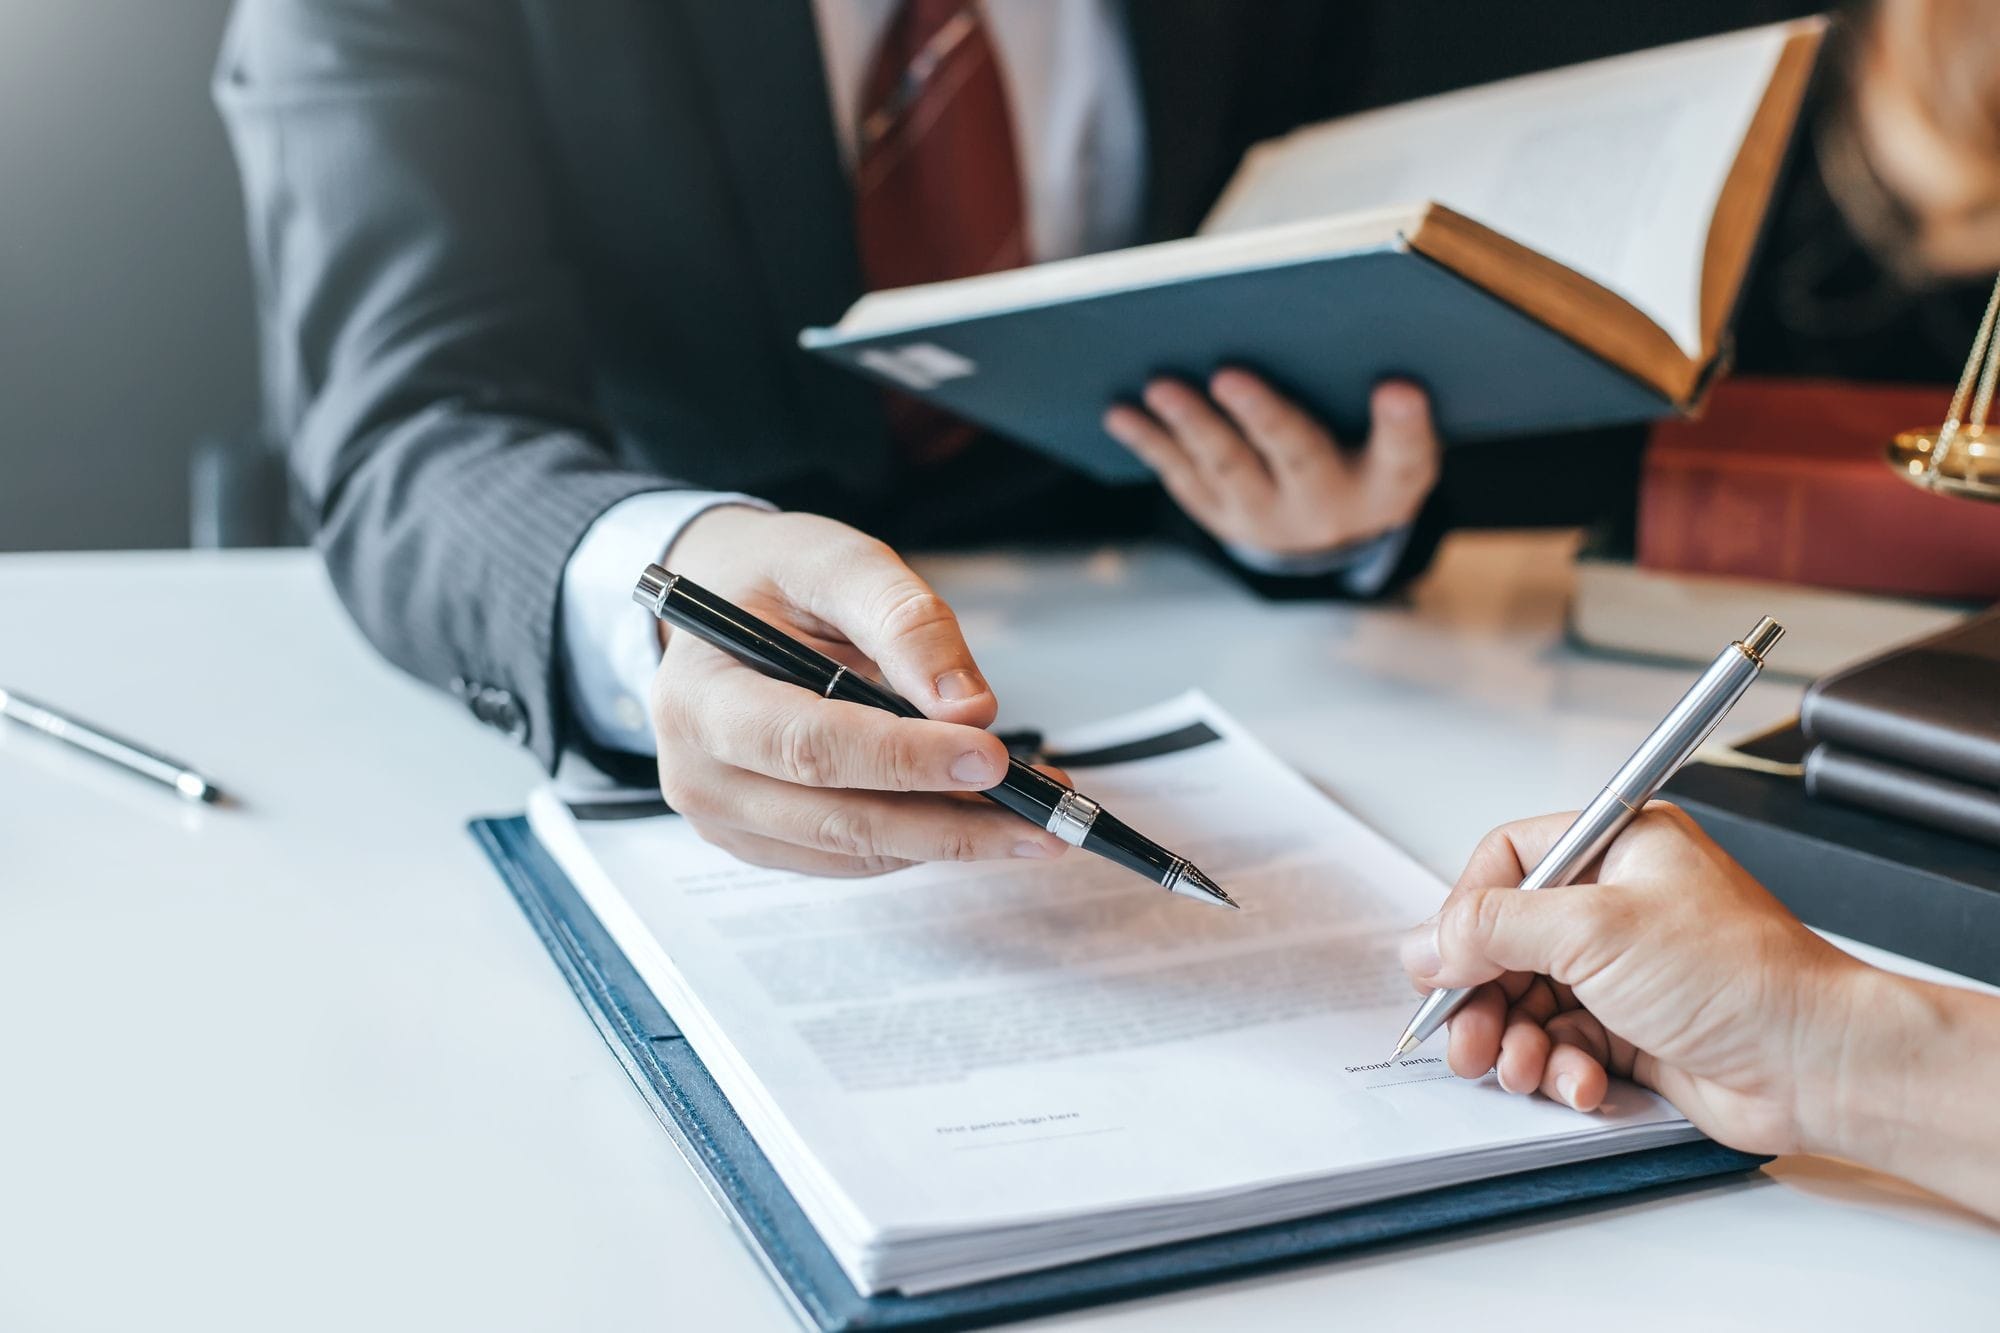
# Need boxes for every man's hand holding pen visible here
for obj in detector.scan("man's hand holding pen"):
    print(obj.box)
[647,506,1073,877]
[638,511,1231,904]
[638,374,1441,884]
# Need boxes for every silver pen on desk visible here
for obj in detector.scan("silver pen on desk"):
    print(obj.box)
[1390,616,1786,1061]
[0,686,226,804]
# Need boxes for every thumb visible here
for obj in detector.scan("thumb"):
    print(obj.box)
[1360,380,1441,509]
[1404,885,1604,990]
[798,533,998,727]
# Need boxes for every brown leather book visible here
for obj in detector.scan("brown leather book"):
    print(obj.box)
[1801,607,2000,788]
[1638,377,2000,601]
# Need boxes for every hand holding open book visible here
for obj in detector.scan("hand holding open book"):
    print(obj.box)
[805,20,1825,482]
[1103,373,1441,562]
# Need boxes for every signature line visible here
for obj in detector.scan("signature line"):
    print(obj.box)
[1364,1073,1459,1090]
[952,1126,1127,1151]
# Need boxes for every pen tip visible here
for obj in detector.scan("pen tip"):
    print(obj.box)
[1390,1033,1418,1063]
[1172,864,1238,909]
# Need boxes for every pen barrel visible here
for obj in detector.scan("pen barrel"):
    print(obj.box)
[2,690,199,793]
[1601,641,1765,804]
[1398,622,1778,1054]
[978,765,1171,881]
[1077,810,1177,883]
[655,574,895,706]
[1516,787,1641,892]
[1517,643,1766,896]
[982,760,1065,826]
[825,669,924,721]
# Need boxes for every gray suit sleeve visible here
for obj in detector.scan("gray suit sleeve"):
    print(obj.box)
[214,0,671,769]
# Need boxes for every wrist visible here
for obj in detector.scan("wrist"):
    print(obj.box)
[664,501,777,568]
[1222,523,1412,586]
[1794,961,1943,1166]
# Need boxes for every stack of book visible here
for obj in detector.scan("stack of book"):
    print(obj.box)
[1801,609,2000,847]
[1665,611,2000,984]
[1571,377,2000,677]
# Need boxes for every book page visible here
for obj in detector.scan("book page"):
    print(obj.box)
[1204,23,1795,357]
[531,694,1695,1293]
[809,206,1417,341]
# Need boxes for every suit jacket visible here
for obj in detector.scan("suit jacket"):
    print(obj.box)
[215,0,1394,768]
[222,1,1847,769]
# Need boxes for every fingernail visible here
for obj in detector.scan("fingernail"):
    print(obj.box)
[950,750,1001,785]
[934,669,986,702]
[1380,388,1420,420]
[1556,1072,1580,1107]
[1013,840,1059,859]
[1402,920,1442,978]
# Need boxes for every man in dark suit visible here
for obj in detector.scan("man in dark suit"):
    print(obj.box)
[222,1,1850,875]
[217,0,1461,875]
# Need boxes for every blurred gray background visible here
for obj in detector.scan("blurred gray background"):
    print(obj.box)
[0,0,256,552]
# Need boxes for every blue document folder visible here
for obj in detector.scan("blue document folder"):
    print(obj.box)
[473,815,1766,1331]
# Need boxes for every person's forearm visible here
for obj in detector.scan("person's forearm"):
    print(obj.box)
[1807,966,2000,1220]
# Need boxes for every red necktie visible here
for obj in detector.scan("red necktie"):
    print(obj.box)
[853,0,1029,465]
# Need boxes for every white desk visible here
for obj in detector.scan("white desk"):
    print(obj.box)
[1,534,1990,1331]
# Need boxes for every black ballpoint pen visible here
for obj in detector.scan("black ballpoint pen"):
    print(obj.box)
[632,565,1236,908]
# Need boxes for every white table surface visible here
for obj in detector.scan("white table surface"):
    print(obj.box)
[1,533,1992,1332]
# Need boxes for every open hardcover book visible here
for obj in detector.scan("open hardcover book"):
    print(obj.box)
[524,694,1712,1298]
[803,21,1825,482]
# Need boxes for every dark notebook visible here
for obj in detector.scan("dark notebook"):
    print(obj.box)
[1797,606,2000,845]
[1801,606,2000,788]
[1804,744,2000,849]
[1665,761,2000,985]
[472,815,1767,1331]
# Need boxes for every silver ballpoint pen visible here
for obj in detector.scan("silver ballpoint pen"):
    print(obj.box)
[0,686,226,804]
[1390,616,1786,1061]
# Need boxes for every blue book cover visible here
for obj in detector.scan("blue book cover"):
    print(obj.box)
[801,16,1831,487]
[801,224,1680,486]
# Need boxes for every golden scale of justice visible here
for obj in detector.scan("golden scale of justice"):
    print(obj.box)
[1702,271,1997,786]
[1886,274,2000,501]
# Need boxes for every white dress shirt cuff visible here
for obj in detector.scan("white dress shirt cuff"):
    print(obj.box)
[1224,524,1414,597]
[560,491,775,755]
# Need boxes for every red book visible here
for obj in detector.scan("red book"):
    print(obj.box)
[1638,376,2000,600]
